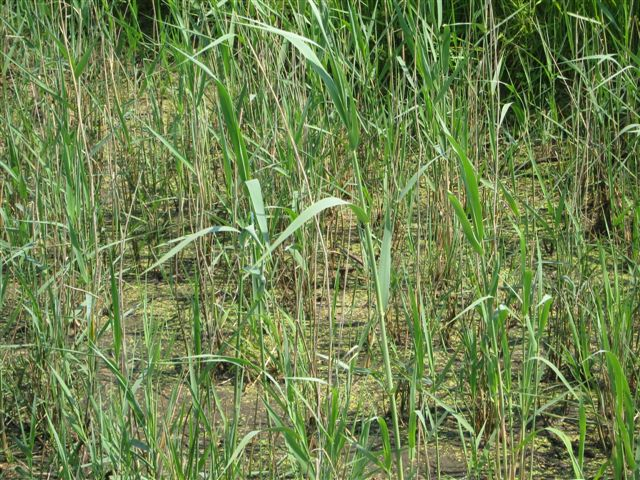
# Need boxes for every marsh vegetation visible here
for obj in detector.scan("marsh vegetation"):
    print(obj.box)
[1,1,639,478]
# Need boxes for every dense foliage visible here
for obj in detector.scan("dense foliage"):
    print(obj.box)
[1,1,639,478]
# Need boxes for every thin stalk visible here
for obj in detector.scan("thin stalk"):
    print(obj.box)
[352,151,404,480]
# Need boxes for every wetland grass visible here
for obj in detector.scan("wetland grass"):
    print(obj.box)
[1,1,639,478]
